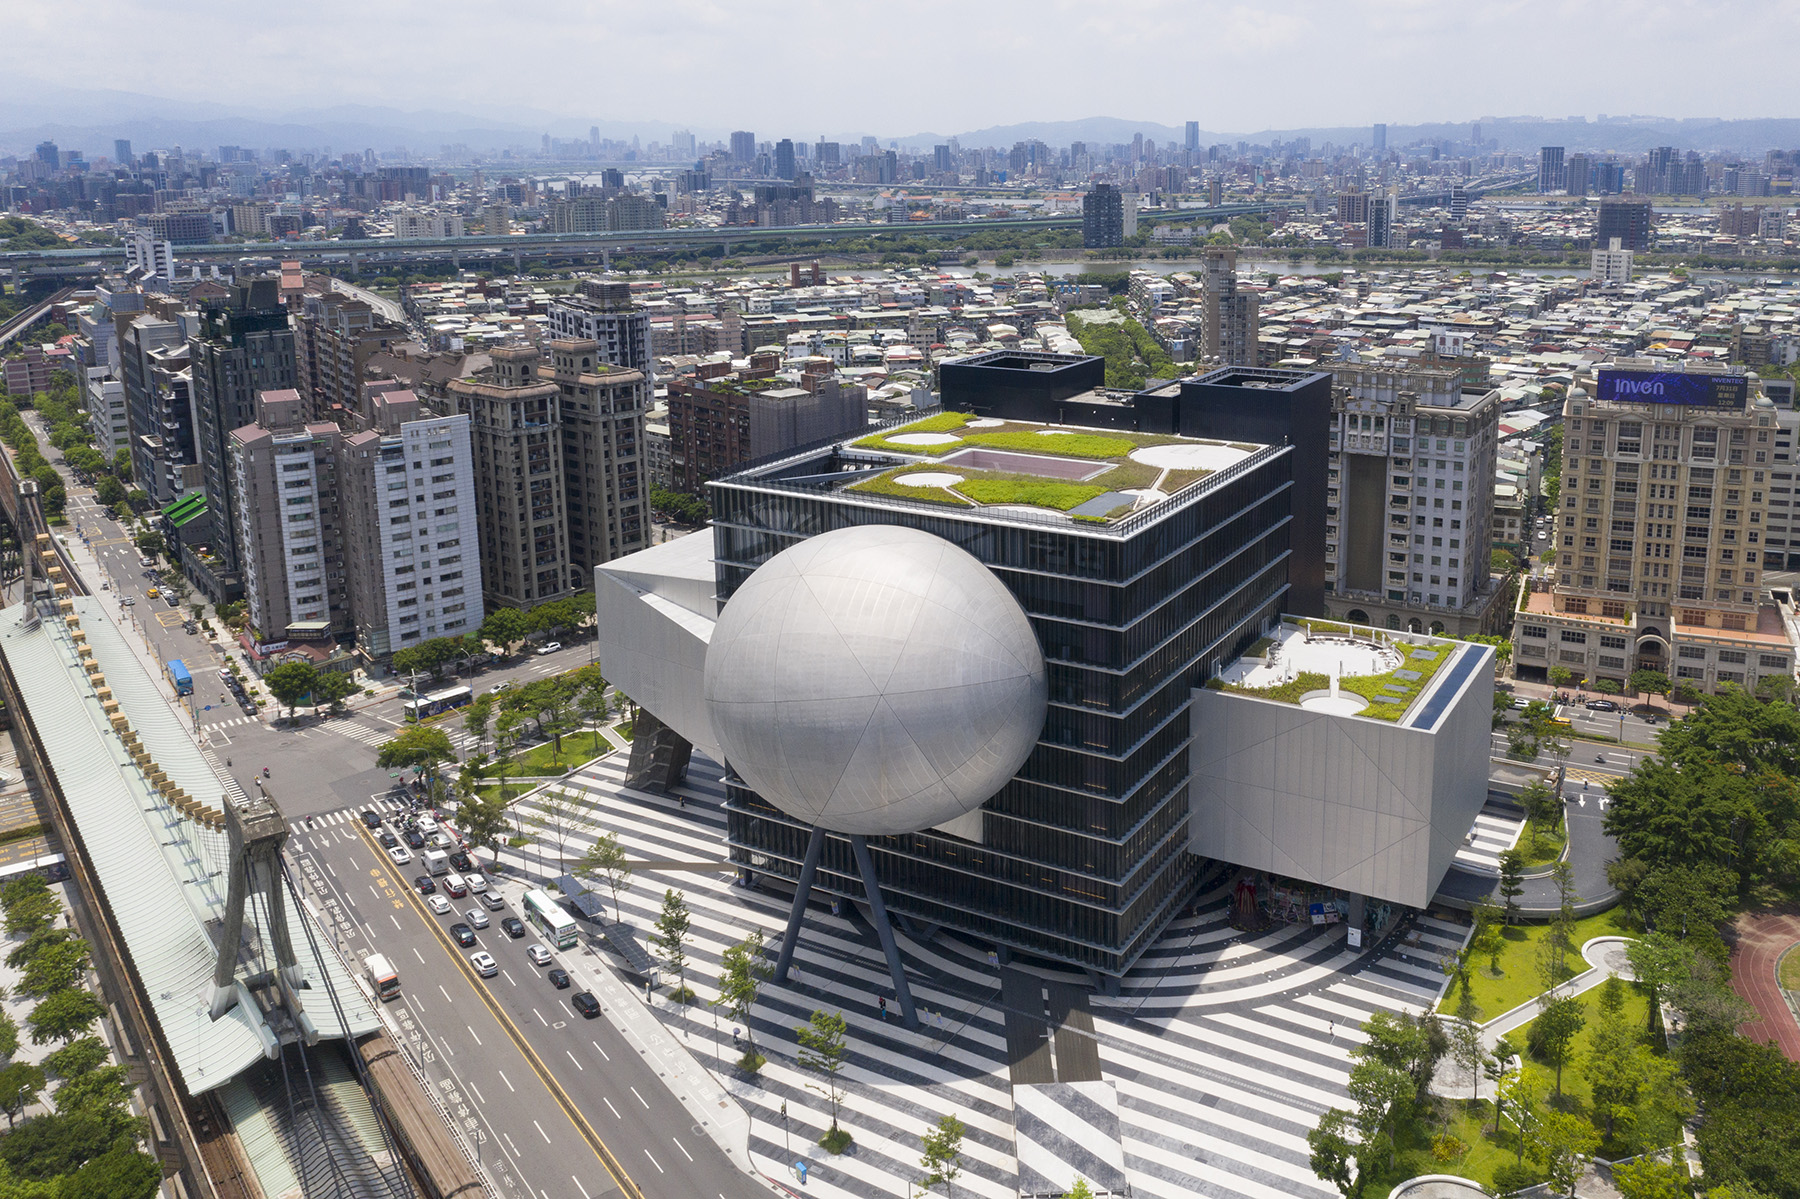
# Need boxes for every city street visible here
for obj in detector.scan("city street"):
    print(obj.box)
[289,814,758,1199]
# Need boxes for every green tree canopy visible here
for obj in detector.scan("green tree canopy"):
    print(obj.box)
[261,661,320,721]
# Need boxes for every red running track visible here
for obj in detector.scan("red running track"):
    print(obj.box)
[1729,910,1800,1063]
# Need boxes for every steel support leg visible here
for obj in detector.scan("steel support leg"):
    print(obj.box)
[773,825,826,983]
[851,835,919,1030]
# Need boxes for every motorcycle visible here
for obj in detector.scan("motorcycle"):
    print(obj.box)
[262,767,271,778]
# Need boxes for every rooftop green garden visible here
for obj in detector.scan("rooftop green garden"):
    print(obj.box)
[1207,621,1462,723]
[853,413,1186,459]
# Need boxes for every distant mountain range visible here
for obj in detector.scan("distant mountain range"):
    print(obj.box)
[4,86,1797,160]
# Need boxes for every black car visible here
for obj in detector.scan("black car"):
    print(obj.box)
[571,992,600,1018]
[404,829,425,849]
[450,922,476,947]
[415,876,436,894]
[547,967,571,989]
[449,851,473,873]
[378,831,399,848]
[1585,699,1619,712]
[360,810,383,829]
[500,916,525,938]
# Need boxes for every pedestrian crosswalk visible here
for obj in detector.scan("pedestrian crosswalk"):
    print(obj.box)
[1453,801,1526,872]
[287,795,412,837]
[482,753,1471,1199]
[200,714,260,733]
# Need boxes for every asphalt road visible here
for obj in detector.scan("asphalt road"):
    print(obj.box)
[292,818,756,1199]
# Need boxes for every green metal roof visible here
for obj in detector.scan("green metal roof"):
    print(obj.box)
[161,492,207,528]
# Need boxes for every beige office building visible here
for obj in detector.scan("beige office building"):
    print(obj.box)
[1512,361,1795,693]
[228,390,347,640]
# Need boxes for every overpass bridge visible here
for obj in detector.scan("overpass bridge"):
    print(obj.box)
[0,203,1287,282]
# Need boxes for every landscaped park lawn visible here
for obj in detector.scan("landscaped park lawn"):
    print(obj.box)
[1438,910,1629,1020]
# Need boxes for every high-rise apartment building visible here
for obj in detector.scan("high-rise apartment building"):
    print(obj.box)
[1591,237,1633,285]
[774,139,796,180]
[545,284,653,383]
[1565,152,1591,196]
[1323,363,1504,634]
[1538,145,1565,193]
[1082,183,1124,248]
[546,339,649,573]
[1372,123,1387,152]
[729,131,756,164]
[1366,192,1397,249]
[229,389,347,639]
[294,288,403,423]
[1511,362,1793,693]
[1185,121,1201,153]
[1199,247,1259,367]
[338,391,483,658]
[446,345,576,610]
[1336,188,1370,225]
[1596,197,1653,252]
[189,278,298,579]
[666,361,863,492]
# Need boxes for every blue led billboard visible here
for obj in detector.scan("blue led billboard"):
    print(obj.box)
[1595,369,1747,408]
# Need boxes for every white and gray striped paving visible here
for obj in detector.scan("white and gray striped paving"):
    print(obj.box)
[422,752,1470,1199]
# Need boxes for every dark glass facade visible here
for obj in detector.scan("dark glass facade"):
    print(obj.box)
[710,441,1294,981]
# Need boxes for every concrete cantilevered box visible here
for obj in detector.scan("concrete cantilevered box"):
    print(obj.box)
[1187,624,1494,909]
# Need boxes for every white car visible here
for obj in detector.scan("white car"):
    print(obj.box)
[427,895,452,915]
[465,871,487,893]
[470,951,499,978]
[386,845,413,865]
[417,815,439,834]
[527,944,553,967]
[538,641,561,655]
[465,908,489,929]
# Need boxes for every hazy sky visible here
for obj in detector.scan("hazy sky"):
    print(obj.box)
[17,0,1800,136]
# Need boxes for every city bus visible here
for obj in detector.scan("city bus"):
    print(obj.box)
[522,889,579,950]
[404,685,473,721]
[166,659,193,696]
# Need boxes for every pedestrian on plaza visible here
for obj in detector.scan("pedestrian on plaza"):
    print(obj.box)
[1327,1020,1334,1042]
[878,996,887,1022]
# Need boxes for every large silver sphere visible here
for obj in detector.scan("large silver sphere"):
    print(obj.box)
[704,525,1047,835]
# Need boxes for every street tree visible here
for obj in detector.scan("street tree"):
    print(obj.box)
[481,608,530,656]
[377,725,457,795]
[575,832,632,922]
[26,988,105,1045]
[578,675,611,752]
[0,1062,44,1128]
[456,792,510,863]
[1497,850,1526,927]
[1306,1108,1365,1199]
[19,938,89,998]
[524,789,590,875]
[1609,1156,1688,1199]
[650,889,692,1002]
[919,1112,966,1197]
[1471,899,1506,977]
[312,668,355,714]
[462,695,494,753]
[713,929,772,1069]
[1628,668,1671,710]
[796,1009,852,1151]
[1530,995,1586,1101]
[1354,1010,1447,1105]
[1627,933,1691,1035]
[262,661,320,721]
[1528,1108,1600,1197]
[1346,1059,1413,1171]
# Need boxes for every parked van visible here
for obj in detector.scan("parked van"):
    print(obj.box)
[423,849,450,876]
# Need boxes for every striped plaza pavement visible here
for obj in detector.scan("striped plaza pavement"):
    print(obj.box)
[475,754,1471,1199]
[1453,801,1526,873]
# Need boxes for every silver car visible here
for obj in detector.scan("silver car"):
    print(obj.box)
[465,908,489,929]
[527,944,553,967]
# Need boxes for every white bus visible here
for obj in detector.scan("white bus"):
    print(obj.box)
[405,685,473,721]
[522,888,578,949]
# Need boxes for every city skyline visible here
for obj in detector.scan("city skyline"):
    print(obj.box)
[6,0,1800,147]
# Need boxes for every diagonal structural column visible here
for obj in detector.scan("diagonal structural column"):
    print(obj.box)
[850,834,919,1030]
[773,825,826,984]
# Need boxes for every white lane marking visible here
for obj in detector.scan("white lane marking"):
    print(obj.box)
[602,1096,620,1119]
[591,1039,609,1062]
[643,1150,663,1174]
[673,1137,693,1162]
[566,1049,583,1070]
[534,1119,551,1144]
[533,1008,547,1026]
[468,1025,482,1047]
[412,947,424,963]
[390,914,402,930]
[468,1079,485,1104]
[629,1086,648,1108]
[325,861,337,877]
[439,985,452,1003]
[502,969,516,986]
[573,1177,592,1199]
[498,1070,514,1092]
[502,1131,520,1156]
